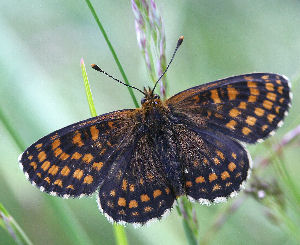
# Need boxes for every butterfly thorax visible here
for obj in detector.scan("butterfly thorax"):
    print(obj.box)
[140,88,170,130]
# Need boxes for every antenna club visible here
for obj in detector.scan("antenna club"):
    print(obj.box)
[177,36,184,46]
[91,64,102,72]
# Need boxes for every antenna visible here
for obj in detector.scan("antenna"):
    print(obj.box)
[91,64,146,95]
[92,36,184,96]
[151,35,184,94]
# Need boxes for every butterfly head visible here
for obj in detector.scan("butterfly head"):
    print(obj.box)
[141,87,161,108]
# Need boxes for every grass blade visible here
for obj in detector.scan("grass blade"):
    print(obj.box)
[0,202,33,245]
[84,0,139,108]
[81,58,128,245]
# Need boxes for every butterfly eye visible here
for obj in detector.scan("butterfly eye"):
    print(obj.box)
[153,94,160,99]
[141,97,146,104]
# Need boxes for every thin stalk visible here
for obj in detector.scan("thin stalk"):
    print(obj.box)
[84,0,139,108]
[81,59,128,245]
[0,203,33,245]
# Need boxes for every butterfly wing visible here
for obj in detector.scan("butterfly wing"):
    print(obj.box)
[97,134,175,225]
[166,73,291,143]
[19,109,137,198]
[169,123,251,203]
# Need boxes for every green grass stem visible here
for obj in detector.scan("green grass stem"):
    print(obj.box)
[81,58,128,245]
[84,0,139,108]
[0,203,33,245]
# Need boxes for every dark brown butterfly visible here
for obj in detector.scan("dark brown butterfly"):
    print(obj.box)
[19,37,292,226]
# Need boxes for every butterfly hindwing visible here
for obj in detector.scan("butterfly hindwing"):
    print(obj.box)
[97,134,175,225]
[179,126,250,203]
[19,109,136,198]
[167,73,291,143]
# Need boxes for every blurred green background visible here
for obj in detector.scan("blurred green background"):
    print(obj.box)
[1,0,300,244]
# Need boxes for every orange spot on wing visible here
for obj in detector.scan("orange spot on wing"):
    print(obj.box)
[278,86,284,94]
[212,184,221,191]
[82,153,94,164]
[108,121,115,129]
[41,161,50,171]
[67,185,74,190]
[245,116,257,126]
[267,92,277,101]
[118,197,126,207]
[255,107,265,117]
[140,194,150,202]
[54,179,63,187]
[195,176,205,183]
[226,182,232,187]
[144,206,153,212]
[226,120,237,130]
[262,75,269,80]
[48,165,59,175]
[129,184,135,192]
[38,151,47,162]
[90,126,99,141]
[52,139,61,150]
[129,200,138,208]
[216,150,225,160]
[250,87,259,96]
[30,162,37,170]
[232,152,237,159]
[92,162,103,171]
[228,162,236,172]
[73,131,84,147]
[238,102,247,109]
[267,114,276,123]
[122,179,127,191]
[54,148,63,157]
[28,155,33,160]
[265,82,274,91]
[248,95,257,103]
[165,187,170,194]
[185,181,192,187]
[36,173,41,178]
[247,81,256,86]
[262,125,268,132]
[244,76,254,81]
[242,127,251,135]
[229,109,241,117]
[71,152,82,160]
[210,89,221,103]
[263,100,273,110]
[59,152,70,161]
[35,143,43,149]
[83,175,93,184]
[227,85,239,100]
[44,177,51,184]
[209,173,218,182]
[60,166,70,176]
[213,158,220,165]
[73,169,83,180]
[153,189,162,198]
[221,171,230,180]
[110,190,116,196]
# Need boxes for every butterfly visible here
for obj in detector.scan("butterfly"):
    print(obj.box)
[18,38,292,226]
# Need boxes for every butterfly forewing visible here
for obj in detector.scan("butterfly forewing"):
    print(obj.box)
[19,109,136,198]
[167,73,291,143]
